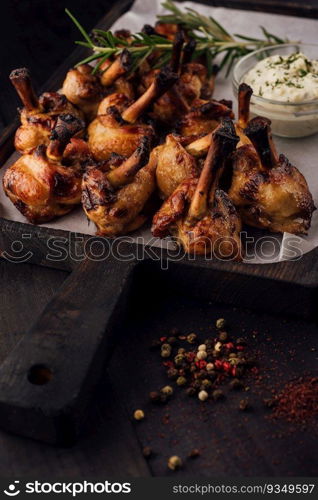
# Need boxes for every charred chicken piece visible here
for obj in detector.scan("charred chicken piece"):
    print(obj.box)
[155,134,200,199]
[176,98,234,137]
[62,64,104,120]
[10,68,83,153]
[140,36,212,124]
[88,66,178,160]
[229,116,315,234]
[3,114,87,223]
[183,84,251,158]
[82,137,156,235]
[152,119,243,260]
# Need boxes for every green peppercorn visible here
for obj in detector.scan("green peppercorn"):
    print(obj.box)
[161,343,172,358]
[229,378,244,390]
[229,357,240,366]
[178,348,186,355]
[219,331,228,342]
[176,376,187,386]
[216,318,226,330]
[161,385,174,396]
[187,333,197,344]
[212,389,224,401]
[161,349,171,358]
[174,354,184,366]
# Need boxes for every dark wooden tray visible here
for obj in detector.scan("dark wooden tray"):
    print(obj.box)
[0,0,317,449]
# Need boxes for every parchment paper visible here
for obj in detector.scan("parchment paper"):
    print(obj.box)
[1,0,317,263]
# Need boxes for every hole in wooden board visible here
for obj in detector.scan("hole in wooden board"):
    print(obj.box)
[28,364,53,385]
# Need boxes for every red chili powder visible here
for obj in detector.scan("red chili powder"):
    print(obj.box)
[270,377,318,424]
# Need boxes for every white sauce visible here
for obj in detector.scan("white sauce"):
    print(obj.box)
[241,52,318,137]
[244,52,318,102]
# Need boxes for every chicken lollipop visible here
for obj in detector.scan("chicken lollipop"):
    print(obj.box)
[152,119,243,260]
[82,136,156,236]
[10,68,83,154]
[3,114,87,223]
[229,116,315,234]
[88,66,178,161]
[155,134,200,199]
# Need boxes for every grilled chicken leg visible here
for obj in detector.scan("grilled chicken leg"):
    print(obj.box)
[82,137,156,235]
[10,68,83,153]
[155,134,200,199]
[152,119,242,259]
[229,116,315,234]
[88,66,178,160]
[3,114,87,223]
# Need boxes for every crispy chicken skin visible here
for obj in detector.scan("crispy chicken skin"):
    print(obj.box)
[176,98,234,137]
[82,137,156,236]
[3,115,87,223]
[155,134,200,199]
[88,66,178,161]
[87,95,154,161]
[152,119,243,260]
[139,36,219,124]
[10,68,83,154]
[229,117,315,234]
[62,64,104,120]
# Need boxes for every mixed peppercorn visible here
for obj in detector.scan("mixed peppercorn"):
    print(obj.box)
[131,317,317,472]
[150,318,255,404]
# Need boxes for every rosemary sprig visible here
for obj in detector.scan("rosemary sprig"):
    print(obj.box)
[66,0,289,77]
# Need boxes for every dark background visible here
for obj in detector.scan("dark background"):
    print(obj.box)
[0,0,116,131]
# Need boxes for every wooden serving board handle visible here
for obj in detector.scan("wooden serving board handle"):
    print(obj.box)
[0,256,135,445]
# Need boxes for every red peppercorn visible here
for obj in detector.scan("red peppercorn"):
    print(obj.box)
[231,366,237,377]
[163,361,174,368]
[224,342,234,350]
[195,360,207,370]
[187,352,196,362]
[160,336,167,342]
[223,361,231,373]
[215,360,223,370]
[237,346,245,351]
